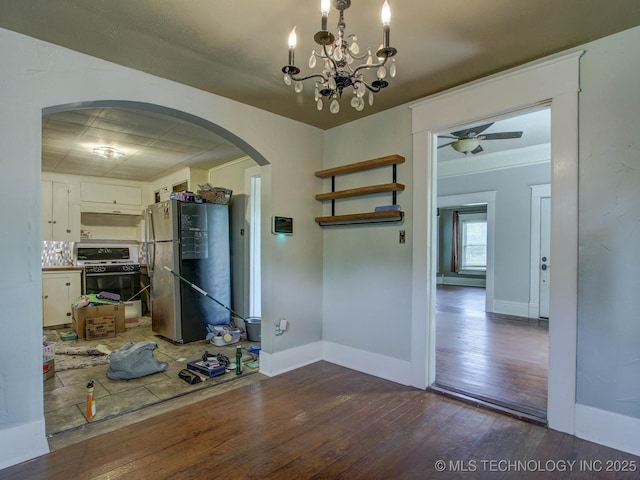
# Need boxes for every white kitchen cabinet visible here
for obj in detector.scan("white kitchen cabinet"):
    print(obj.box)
[42,270,82,327]
[81,181,142,208]
[41,180,80,241]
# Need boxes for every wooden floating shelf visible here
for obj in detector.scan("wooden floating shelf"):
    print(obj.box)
[315,182,405,201]
[315,154,404,226]
[315,210,403,226]
[315,154,405,178]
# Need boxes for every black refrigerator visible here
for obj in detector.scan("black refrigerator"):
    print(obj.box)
[145,200,231,343]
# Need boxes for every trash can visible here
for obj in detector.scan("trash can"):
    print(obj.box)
[245,317,261,342]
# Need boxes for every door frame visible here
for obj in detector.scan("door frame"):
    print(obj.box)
[409,52,581,434]
[437,191,496,313]
[529,184,551,318]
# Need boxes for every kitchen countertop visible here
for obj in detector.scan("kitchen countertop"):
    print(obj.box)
[42,266,85,272]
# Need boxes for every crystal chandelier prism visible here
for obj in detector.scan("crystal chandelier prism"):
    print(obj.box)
[282,0,397,114]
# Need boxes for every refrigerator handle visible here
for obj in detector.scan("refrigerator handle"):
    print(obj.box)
[146,207,157,277]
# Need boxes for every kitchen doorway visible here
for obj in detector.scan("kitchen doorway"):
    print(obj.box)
[41,101,269,440]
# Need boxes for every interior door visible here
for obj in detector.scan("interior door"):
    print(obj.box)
[539,196,551,318]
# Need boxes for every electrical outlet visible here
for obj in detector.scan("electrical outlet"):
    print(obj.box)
[399,230,406,244]
[275,318,287,336]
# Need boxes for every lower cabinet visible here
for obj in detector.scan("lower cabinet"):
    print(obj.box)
[42,270,82,327]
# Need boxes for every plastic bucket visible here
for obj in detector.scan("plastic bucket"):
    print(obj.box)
[245,317,261,342]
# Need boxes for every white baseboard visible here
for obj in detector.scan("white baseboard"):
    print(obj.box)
[322,341,412,386]
[259,341,323,377]
[493,299,530,318]
[575,404,640,457]
[437,276,486,287]
[0,419,49,470]
[528,301,539,318]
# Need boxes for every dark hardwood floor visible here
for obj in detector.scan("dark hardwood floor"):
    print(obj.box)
[435,285,549,419]
[2,362,638,479]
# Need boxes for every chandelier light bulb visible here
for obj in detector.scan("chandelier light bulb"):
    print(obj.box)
[381,1,391,26]
[288,27,297,50]
[321,0,330,15]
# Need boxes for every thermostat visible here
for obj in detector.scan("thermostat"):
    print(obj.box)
[272,216,293,235]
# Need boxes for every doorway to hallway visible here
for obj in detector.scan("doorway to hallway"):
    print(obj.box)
[433,108,551,421]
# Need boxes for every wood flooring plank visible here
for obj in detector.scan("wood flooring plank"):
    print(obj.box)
[1,362,638,480]
[435,285,549,416]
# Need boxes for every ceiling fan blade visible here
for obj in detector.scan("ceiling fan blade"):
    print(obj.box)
[479,131,523,140]
[470,145,484,155]
[450,122,494,138]
[438,135,459,140]
[438,141,455,149]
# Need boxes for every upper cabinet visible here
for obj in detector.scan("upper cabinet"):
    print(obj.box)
[80,181,143,214]
[41,180,80,241]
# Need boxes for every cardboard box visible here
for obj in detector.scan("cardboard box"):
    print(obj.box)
[73,304,125,339]
[86,315,116,340]
[43,359,55,381]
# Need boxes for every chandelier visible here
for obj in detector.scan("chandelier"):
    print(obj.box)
[282,0,397,114]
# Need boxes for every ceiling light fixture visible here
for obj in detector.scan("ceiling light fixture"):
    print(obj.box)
[93,146,124,159]
[451,138,481,154]
[282,0,397,114]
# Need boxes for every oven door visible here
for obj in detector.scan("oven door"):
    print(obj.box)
[85,271,142,319]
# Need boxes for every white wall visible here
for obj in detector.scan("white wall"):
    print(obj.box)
[321,105,414,382]
[0,27,323,469]
[209,157,257,193]
[576,27,640,419]
[438,163,551,310]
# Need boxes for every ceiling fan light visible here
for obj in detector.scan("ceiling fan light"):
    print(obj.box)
[452,138,480,154]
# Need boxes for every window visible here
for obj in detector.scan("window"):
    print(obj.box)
[460,213,487,272]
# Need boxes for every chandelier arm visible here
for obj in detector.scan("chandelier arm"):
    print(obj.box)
[290,72,328,83]
[359,80,383,93]
[345,50,370,62]
[352,59,386,77]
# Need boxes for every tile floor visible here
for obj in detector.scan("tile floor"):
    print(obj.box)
[44,319,262,440]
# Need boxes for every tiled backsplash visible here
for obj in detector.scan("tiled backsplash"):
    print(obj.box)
[42,240,147,267]
[41,241,74,267]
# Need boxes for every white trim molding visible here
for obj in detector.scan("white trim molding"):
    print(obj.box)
[259,341,323,377]
[493,300,530,318]
[322,341,412,386]
[0,420,49,470]
[437,191,497,315]
[410,51,581,435]
[575,404,640,457]
[439,144,551,178]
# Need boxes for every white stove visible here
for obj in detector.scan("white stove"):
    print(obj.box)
[74,241,142,318]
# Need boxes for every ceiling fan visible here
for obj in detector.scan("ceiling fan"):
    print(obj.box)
[438,122,523,155]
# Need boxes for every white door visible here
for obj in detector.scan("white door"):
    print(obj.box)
[539,196,551,318]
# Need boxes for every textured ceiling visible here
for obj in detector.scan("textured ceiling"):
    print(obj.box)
[1,0,636,180]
